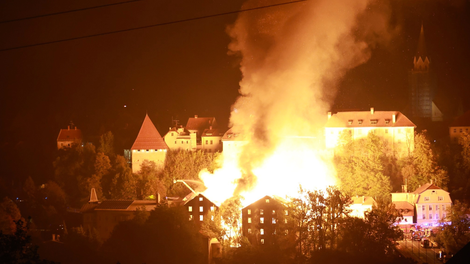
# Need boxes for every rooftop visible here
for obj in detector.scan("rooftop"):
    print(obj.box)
[131,114,168,150]
[325,109,416,128]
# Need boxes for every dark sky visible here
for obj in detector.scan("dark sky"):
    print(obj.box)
[0,0,469,183]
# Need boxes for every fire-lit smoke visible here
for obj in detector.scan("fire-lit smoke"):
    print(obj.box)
[200,0,394,206]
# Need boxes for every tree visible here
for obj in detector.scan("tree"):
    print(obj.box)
[435,201,470,255]
[86,152,111,200]
[0,220,56,264]
[0,197,22,234]
[108,155,137,199]
[136,160,166,200]
[402,131,449,191]
[335,132,392,201]
[160,150,220,197]
[97,131,115,159]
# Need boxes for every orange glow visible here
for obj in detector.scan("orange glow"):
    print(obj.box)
[200,137,336,207]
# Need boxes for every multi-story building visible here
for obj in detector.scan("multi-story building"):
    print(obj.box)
[391,183,452,227]
[408,24,443,121]
[324,108,416,157]
[392,200,414,232]
[57,125,82,149]
[131,114,169,173]
[183,193,218,224]
[241,195,290,246]
[163,115,223,152]
[449,110,470,143]
[349,196,376,219]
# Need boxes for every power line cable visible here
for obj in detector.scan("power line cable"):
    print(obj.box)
[0,0,142,24]
[0,0,307,52]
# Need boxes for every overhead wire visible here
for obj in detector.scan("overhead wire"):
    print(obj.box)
[0,0,142,24]
[0,0,307,52]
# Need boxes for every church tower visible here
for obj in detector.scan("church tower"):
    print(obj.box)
[131,114,169,173]
[409,24,438,120]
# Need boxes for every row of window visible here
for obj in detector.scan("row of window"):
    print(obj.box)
[422,213,446,220]
[421,204,446,211]
[423,196,444,201]
[247,208,289,216]
[452,128,469,133]
[189,215,214,221]
[133,149,167,152]
[188,205,215,212]
[247,217,286,224]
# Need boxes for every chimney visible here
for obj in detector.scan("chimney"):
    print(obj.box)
[402,185,408,193]
[370,107,374,115]
[392,114,396,124]
[327,112,332,120]
[194,115,198,118]
[67,125,70,130]
[209,126,212,130]
[89,188,98,203]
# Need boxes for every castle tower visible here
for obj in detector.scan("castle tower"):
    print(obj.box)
[131,114,169,173]
[409,24,438,120]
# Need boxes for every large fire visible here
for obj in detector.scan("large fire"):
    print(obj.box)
[200,137,336,207]
[199,0,394,207]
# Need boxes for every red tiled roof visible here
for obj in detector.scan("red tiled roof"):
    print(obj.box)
[202,128,224,137]
[325,110,416,128]
[57,128,82,141]
[412,183,444,194]
[131,114,168,150]
[450,110,470,127]
[186,116,216,132]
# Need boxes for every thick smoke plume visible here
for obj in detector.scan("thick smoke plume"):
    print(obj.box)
[225,0,394,195]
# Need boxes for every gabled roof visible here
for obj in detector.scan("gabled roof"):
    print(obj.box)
[351,196,376,206]
[222,128,246,141]
[186,116,216,132]
[450,110,470,127]
[392,201,414,216]
[57,127,82,141]
[96,200,134,210]
[325,110,416,128]
[202,127,224,137]
[242,195,286,210]
[412,183,445,194]
[131,114,168,150]
[183,193,218,207]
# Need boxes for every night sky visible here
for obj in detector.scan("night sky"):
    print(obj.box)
[1,0,469,183]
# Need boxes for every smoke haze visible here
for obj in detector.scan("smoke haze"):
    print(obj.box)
[226,0,395,194]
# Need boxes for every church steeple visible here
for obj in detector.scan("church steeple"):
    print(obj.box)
[413,23,430,71]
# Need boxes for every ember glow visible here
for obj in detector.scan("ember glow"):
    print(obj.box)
[200,0,394,206]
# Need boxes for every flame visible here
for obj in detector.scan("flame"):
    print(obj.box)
[200,137,336,207]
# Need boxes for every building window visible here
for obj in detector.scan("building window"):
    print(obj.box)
[200,215,203,221]
[210,140,213,145]
[248,228,252,234]
[266,198,270,203]
[175,141,177,144]
[422,214,426,219]
[260,217,264,224]
[358,119,363,125]
[188,206,192,212]
[443,205,446,211]
[348,120,353,125]
[285,210,288,216]
[272,218,276,224]
[436,214,439,219]
[438,196,443,201]
[211,215,214,221]
[422,205,425,211]
[261,239,264,245]
[460,129,463,133]
[248,217,252,224]
[205,140,208,145]
[370,119,378,125]
[199,206,203,212]
[385,129,389,134]
[454,129,456,133]
[260,229,264,235]
[260,209,264,215]
[272,210,275,214]
[285,219,288,224]
[429,205,432,210]
[199,196,203,201]
[171,133,174,136]
[181,141,183,144]
[424,197,429,201]
[429,214,433,219]
[436,205,439,210]
[189,215,193,221]
[211,206,214,211]
[248,209,251,215]
[385,119,390,124]
[186,141,188,144]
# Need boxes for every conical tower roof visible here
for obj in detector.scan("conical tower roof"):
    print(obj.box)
[131,114,168,150]
[90,188,99,203]
[416,23,428,61]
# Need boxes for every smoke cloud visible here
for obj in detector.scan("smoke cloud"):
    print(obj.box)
[226,0,394,195]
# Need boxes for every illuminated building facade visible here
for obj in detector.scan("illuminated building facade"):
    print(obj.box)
[131,114,168,173]
[325,108,416,157]
[57,125,82,149]
[391,183,452,227]
[241,196,290,246]
[164,115,223,152]
[184,193,218,224]
[349,196,376,219]
[408,25,440,121]
[449,110,470,143]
